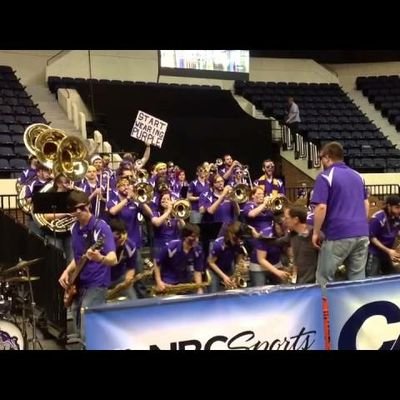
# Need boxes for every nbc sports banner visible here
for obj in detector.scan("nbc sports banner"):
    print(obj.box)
[326,275,400,350]
[84,285,325,350]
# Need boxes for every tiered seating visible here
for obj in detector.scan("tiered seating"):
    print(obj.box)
[356,75,400,132]
[234,80,400,173]
[47,76,222,94]
[0,66,48,176]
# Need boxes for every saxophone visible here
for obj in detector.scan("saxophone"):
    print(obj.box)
[225,243,250,289]
[151,270,211,296]
[107,258,154,301]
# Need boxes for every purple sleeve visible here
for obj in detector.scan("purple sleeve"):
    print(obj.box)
[242,202,255,218]
[188,181,196,194]
[106,199,118,211]
[210,240,223,258]
[310,175,329,205]
[369,217,383,238]
[99,221,116,255]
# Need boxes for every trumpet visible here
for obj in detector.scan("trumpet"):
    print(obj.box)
[229,183,250,204]
[134,182,154,203]
[171,199,191,219]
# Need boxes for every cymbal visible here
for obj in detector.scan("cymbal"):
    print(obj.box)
[4,276,40,284]
[1,258,43,275]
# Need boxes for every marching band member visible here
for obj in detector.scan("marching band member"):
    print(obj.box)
[199,174,239,228]
[219,154,241,183]
[153,224,205,294]
[17,154,38,185]
[42,173,75,263]
[107,218,138,300]
[143,191,185,258]
[207,222,255,293]
[187,165,209,224]
[58,190,117,340]
[367,195,400,277]
[171,168,189,199]
[255,159,285,196]
[79,165,105,218]
[107,177,144,250]
[250,224,288,286]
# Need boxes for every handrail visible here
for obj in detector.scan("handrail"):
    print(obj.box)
[46,50,71,66]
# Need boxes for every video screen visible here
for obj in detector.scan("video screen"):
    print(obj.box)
[159,50,250,80]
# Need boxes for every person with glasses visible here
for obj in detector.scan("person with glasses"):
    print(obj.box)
[311,141,369,285]
[187,165,209,224]
[255,159,285,197]
[58,190,117,340]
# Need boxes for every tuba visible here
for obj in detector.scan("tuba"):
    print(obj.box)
[34,128,67,169]
[56,136,89,181]
[265,194,289,213]
[23,123,51,156]
[31,182,76,233]
[171,199,191,220]
[151,270,212,296]
[134,182,154,204]
[229,183,250,204]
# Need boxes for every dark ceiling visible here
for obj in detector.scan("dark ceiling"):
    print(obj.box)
[250,51,400,64]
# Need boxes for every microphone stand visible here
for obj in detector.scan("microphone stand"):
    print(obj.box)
[24,265,43,350]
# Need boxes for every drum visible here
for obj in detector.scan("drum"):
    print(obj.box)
[0,320,24,350]
[0,282,13,316]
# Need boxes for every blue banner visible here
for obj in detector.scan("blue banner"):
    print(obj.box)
[327,275,400,350]
[84,285,325,350]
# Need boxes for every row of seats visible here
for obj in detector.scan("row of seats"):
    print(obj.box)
[0,116,47,130]
[0,157,27,171]
[0,133,24,145]
[357,75,400,132]
[47,76,222,94]
[0,145,29,157]
[0,66,48,175]
[236,79,399,172]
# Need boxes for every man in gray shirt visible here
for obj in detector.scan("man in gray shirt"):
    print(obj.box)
[285,96,301,135]
[277,205,319,284]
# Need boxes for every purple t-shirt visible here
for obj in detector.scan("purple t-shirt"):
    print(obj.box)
[251,238,282,265]
[199,191,236,224]
[71,216,116,289]
[210,236,241,274]
[368,210,400,257]
[254,177,285,196]
[110,238,137,282]
[151,210,180,245]
[24,178,49,199]
[107,197,142,248]
[18,167,37,185]
[311,162,368,240]
[242,201,274,233]
[156,239,204,284]
[188,179,209,211]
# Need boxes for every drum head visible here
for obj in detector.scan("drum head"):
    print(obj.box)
[0,320,24,350]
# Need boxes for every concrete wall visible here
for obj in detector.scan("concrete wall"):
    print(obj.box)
[0,50,60,85]
[327,62,400,90]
